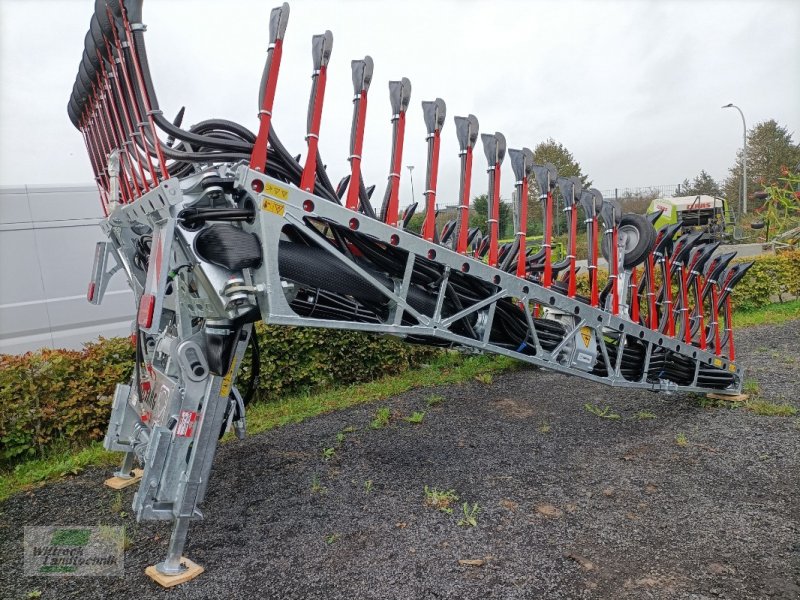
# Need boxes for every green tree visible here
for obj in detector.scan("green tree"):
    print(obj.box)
[724,119,800,208]
[677,170,721,197]
[758,167,800,237]
[469,194,512,237]
[405,211,424,234]
[528,138,592,236]
[531,138,592,189]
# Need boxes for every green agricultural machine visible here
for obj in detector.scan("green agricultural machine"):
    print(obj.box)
[647,195,735,242]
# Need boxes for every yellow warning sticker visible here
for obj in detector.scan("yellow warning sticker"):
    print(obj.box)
[264,182,289,201]
[220,357,238,398]
[262,197,285,216]
[713,358,723,367]
[579,326,592,348]
[729,364,736,372]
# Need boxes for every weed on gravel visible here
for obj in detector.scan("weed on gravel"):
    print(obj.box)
[370,407,391,429]
[743,379,761,395]
[403,411,425,424]
[426,394,445,407]
[310,474,327,495]
[423,486,458,514]
[111,491,123,514]
[692,393,740,409]
[457,502,480,527]
[584,402,621,420]
[324,533,339,545]
[745,399,797,417]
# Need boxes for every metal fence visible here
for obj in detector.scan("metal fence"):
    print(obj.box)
[597,184,683,202]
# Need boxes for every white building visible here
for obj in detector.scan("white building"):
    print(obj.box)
[0,184,132,354]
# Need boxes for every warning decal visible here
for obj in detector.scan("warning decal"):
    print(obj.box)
[220,358,237,398]
[579,327,592,348]
[175,410,197,437]
[264,182,289,201]
[262,197,285,216]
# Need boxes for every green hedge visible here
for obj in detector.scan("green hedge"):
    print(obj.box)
[729,250,799,310]
[0,326,437,467]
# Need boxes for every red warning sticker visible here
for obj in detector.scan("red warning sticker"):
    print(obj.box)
[175,410,197,437]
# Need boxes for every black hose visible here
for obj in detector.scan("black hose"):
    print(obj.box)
[243,333,260,406]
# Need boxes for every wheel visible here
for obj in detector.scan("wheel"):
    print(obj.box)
[601,213,656,269]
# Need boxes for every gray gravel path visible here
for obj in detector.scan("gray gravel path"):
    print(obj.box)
[1,321,798,600]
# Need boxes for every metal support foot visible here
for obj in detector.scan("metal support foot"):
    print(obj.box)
[157,517,192,575]
[114,450,136,479]
[104,452,142,489]
[145,558,204,588]
[145,517,204,586]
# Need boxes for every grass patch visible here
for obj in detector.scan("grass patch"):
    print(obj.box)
[423,486,459,514]
[242,353,515,440]
[310,473,326,495]
[426,394,445,407]
[0,352,515,502]
[745,400,797,417]
[370,407,392,429]
[692,393,739,409]
[0,443,117,503]
[636,410,657,420]
[458,502,480,527]
[676,432,688,447]
[695,378,796,417]
[474,373,493,385]
[584,403,621,420]
[403,411,426,424]
[111,492,123,514]
[742,379,761,395]
[734,299,800,328]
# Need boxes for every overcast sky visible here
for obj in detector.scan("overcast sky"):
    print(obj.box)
[1,0,798,207]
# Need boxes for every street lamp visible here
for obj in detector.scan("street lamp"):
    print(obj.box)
[406,165,416,203]
[722,103,748,215]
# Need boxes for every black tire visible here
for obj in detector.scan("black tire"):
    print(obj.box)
[601,213,656,269]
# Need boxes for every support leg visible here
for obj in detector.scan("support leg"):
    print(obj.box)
[104,451,142,490]
[114,450,136,479]
[158,517,191,575]
[145,517,204,587]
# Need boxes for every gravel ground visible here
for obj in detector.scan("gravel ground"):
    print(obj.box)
[1,322,799,600]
